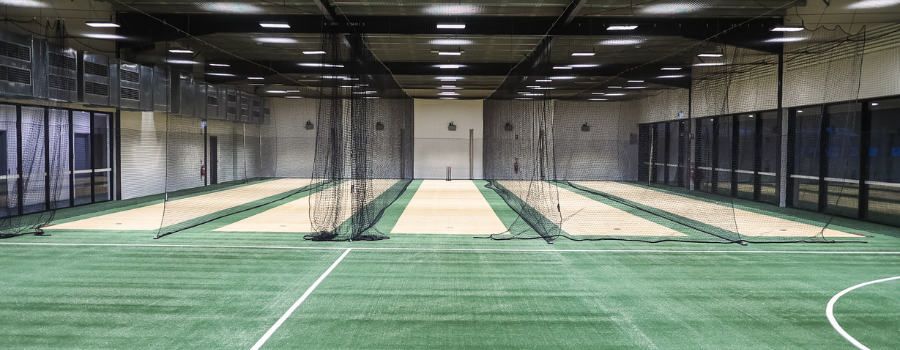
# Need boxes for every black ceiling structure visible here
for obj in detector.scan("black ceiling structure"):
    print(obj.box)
[109,0,804,100]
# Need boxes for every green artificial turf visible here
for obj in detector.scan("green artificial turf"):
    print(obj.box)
[1,177,900,349]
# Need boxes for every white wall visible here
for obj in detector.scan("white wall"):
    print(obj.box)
[414,99,483,179]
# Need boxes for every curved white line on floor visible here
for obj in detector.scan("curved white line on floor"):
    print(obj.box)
[826,275,900,350]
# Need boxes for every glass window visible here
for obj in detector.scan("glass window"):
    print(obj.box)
[791,107,823,211]
[73,111,92,206]
[868,98,900,226]
[49,109,70,210]
[696,118,715,193]
[824,103,861,217]
[759,111,780,204]
[21,107,46,214]
[93,113,111,203]
[667,121,680,185]
[653,123,665,183]
[736,114,756,200]
[0,105,19,217]
[716,116,733,196]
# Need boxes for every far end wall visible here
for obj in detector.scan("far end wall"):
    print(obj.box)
[414,99,484,179]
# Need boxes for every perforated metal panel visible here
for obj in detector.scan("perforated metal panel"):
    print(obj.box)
[152,66,169,112]
[37,41,78,102]
[250,95,262,124]
[225,87,238,121]
[176,71,196,118]
[79,52,112,106]
[205,83,225,120]
[0,30,34,98]
[238,91,251,123]
[194,82,207,119]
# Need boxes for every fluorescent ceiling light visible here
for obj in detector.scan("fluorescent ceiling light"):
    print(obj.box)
[83,33,126,40]
[523,93,542,96]
[260,22,290,29]
[698,53,724,57]
[440,92,460,96]
[592,92,605,95]
[206,72,235,77]
[339,85,353,88]
[166,59,199,65]
[437,24,466,29]
[600,39,644,46]
[209,63,230,67]
[353,91,377,95]
[627,80,644,83]
[625,86,646,89]
[436,76,463,80]
[641,3,702,14]
[430,39,472,46]
[515,98,533,100]
[423,4,481,15]
[438,52,462,56]
[571,52,595,56]
[439,97,458,100]
[797,110,804,113]
[607,25,638,30]
[248,77,264,80]
[286,90,300,93]
[254,37,297,44]
[605,93,625,96]
[299,63,343,67]
[765,37,807,43]
[85,22,119,28]
[550,76,575,80]
[439,86,459,89]
[363,96,380,99]
[661,67,682,71]
[197,2,263,13]
[168,49,193,54]
[658,75,686,79]
[694,62,725,66]
[569,64,599,68]
[285,96,303,99]
[535,79,551,83]
[553,66,573,70]
[303,51,326,55]
[771,26,804,32]
[608,86,622,89]
[531,87,555,90]
[589,98,608,101]
[872,102,880,106]
[847,0,900,9]
[0,0,47,7]
[436,64,462,69]
[267,90,287,93]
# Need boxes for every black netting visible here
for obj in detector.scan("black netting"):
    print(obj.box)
[305,32,414,241]
[482,25,869,244]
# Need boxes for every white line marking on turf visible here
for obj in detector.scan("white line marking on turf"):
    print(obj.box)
[0,242,899,254]
[826,275,900,350]
[250,248,352,350]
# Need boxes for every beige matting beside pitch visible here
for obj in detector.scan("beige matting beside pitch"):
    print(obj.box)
[496,181,686,237]
[391,180,508,235]
[572,181,858,238]
[46,178,314,231]
[216,179,398,232]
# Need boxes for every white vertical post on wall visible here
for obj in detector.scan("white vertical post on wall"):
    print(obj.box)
[779,108,789,207]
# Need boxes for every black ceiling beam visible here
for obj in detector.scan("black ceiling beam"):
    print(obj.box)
[312,0,337,23]
[116,13,784,44]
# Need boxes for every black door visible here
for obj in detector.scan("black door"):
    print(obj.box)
[209,136,218,185]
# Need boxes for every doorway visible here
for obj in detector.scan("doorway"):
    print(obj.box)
[209,136,218,185]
